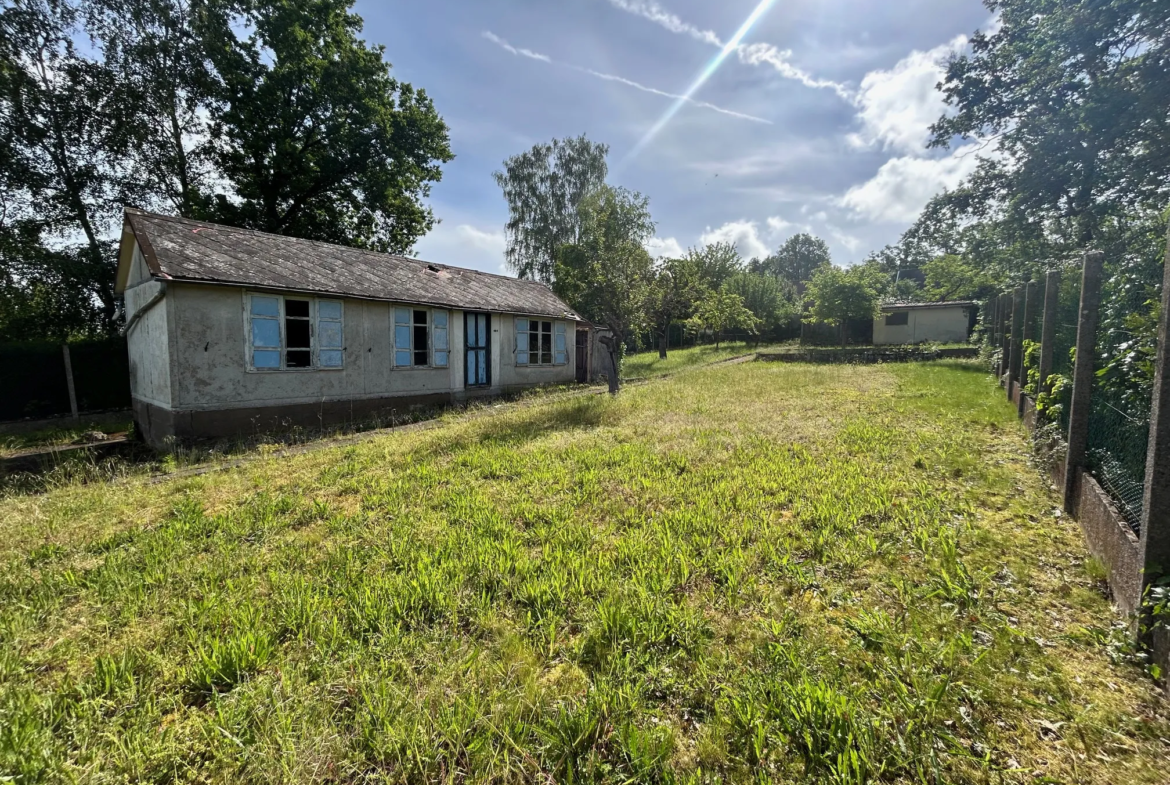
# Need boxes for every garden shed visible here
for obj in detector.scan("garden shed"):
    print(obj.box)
[873,301,977,345]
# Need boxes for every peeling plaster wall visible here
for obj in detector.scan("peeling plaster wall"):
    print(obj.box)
[123,246,172,409]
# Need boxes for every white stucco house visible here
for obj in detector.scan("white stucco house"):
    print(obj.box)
[115,209,598,448]
[873,301,976,345]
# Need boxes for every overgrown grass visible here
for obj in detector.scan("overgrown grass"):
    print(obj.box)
[1,360,1167,782]
[623,341,791,379]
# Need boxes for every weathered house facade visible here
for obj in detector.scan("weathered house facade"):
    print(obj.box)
[115,210,595,448]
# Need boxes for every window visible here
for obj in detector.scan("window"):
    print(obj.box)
[285,298,311,367]
[393,307,448,367]
[885,311,909,326]
[516,319,567,366]
[247,294,344,371]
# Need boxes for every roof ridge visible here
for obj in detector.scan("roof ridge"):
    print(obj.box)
[123,208,551,289]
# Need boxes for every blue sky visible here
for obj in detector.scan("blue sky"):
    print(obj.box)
[356,0,994,274]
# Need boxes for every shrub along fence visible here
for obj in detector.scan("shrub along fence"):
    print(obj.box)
[0,338,131,422]
[986,240,1170,676]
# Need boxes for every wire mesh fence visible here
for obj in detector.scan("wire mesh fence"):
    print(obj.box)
[986,253,1159,536]
[1086,388,1150,531]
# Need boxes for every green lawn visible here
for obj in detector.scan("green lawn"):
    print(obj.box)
[622,341,791,379]
[2,361,1167,783]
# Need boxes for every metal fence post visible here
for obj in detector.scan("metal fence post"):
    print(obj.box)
[1008,286,1025,402]
[1038,270,1060,399]
[1139,230,1170,592]
[62,343,79,423]
[1019,281,1039,416]
[1063,251,1104,514]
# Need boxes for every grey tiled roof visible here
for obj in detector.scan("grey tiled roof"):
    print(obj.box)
[124,209,582,320]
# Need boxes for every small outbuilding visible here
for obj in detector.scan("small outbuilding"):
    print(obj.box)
[115,209,599,448]
[873,301,977,346]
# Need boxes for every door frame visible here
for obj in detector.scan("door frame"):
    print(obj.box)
[464,311,491,388]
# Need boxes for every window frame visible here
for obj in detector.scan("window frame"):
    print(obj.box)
[884,311,910,327]
[392,306,450,369]
[515,318,569,367]
[244,292,345,372]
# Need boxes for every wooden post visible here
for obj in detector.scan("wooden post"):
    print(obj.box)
[1019,281,1040,416]
[1063,251,1104,514]
[1139,228,1170,591]
[1038,269,1060,398]
[62,343,79,422]
[1008,286,1025,401]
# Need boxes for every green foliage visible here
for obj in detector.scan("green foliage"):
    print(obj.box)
[722,271,797,329]
[803,264,887,345]
[931,0,1170,242]
[756,233,832,294]
[494,135,610,282]
[922,254,992,302]
[201,0,452,252]
[552,184,655,344]
[685,290,760,348]
[684,241,744,292]
[646,254,707,352]
[0,0,453,335]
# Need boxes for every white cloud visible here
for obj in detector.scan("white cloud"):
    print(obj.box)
[606,0,850,98]
[698,220,770,260]
[839,144,982,223]
[645,236,685,258]
[481,31,550,62]
[482,30,770,124]
[606,0,721,46]
[849,35,966,154]
[413,222,508,274]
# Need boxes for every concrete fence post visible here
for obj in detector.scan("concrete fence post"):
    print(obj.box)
[1063,251,1104,514]
[1139,228,1170,598]
[999,293,1011,383]
[1038,270,1060,399]
[1019,281,1040,416]
[1008,286,1025,402]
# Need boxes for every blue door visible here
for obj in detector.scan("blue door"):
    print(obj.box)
[465,312,490,387]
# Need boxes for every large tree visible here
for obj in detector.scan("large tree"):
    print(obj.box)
[202,0,452,252]
[494,135,609,283]
[0,0,138,333]
[0,0,454,337]
[930,0,1170,243]
[758,233,832,295]
[553,185,654,384]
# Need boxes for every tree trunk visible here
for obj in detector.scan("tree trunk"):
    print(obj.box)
[658,330,667,359]
[840,322,847,349]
